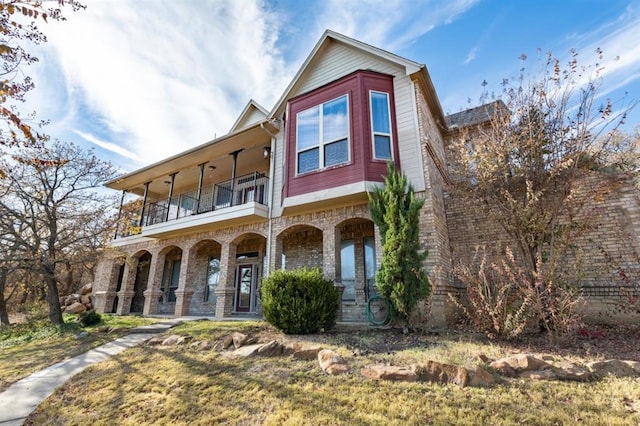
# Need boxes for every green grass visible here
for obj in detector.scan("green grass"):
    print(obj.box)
[0,313,159,392]
[23,321,640,425]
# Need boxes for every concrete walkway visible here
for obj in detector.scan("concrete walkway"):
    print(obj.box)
[0,320,182,426]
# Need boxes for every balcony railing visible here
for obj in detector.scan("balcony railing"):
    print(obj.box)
[117,172,268,238]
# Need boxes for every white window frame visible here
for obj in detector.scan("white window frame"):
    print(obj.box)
[295,94,350,175]
[369,90,393,161]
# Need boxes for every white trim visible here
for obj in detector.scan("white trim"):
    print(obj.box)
[295,93,351,175]
[409,80,427,191]
[369,90,394,161]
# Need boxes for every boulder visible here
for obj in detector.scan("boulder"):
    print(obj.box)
[318,349,349,375]
[284,342,322,360]
[81,283,93,295]
[146,336,165,346]
[553,361,592,382]
[623,360,640,374]
[587,359,638,378]
[257,340,283,357]
[361,364,417,382]
[64,302,87,314]
[415,360,469,387]
[489,354,550,372]
[80,295,92,305]
[468,366,497,387]
[65,294,80,306]
[221,334,234,349]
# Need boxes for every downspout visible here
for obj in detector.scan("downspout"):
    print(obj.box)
[140,182,150,227]
[260,120,279,276]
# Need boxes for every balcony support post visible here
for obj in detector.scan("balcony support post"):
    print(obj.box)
[114,190,127,239]
[229,149,243,207]
[139,182,150,227]
[165,173,177,222]
[195,162,206,214]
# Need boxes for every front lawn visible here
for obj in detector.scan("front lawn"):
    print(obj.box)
[24,321,640,425]
[0,314,159,392]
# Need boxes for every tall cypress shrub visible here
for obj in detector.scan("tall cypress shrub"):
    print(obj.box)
[368,163,430,323]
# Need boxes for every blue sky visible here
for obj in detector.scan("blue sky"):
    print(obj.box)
[26,0,640,172]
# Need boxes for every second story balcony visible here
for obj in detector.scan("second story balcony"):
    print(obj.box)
[106,114,279,242]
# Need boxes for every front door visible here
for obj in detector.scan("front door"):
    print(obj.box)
[235,264,253,313]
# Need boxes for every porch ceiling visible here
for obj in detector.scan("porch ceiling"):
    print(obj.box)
[106,122,275,197]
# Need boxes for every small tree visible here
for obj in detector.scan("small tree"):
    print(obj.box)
[368,162,429,325]
[450,50,638,336]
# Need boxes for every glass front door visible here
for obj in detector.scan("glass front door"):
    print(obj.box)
[235,264,253,313]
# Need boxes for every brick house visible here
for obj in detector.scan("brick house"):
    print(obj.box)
[93,30,640,325]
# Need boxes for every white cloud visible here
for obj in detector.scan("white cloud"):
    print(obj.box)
[73,129,138,161]
[32,0,292,166]
[311,0,479,52]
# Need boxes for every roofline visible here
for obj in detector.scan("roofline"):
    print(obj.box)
[104,119,270,188]
[229,99,269,133]
[269,29,423,118]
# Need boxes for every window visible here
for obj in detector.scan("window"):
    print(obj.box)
[297,95,349,174]
[370,91,393,160]
[204,257,220,303]
[340,240,356,301]
[364,237,377,300]
[160,259,180,303]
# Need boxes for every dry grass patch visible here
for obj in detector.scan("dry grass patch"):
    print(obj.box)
[0,314,159,392]
[25,321,640,425]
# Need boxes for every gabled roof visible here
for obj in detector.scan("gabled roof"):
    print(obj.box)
[229,99,269,133]
[269,30,446,130]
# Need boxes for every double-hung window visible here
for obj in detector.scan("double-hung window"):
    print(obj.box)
[296,95,349,174]
[370,91,393,160]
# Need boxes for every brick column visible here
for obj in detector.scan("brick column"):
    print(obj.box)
[215,241,236,318]
[323,225,344,320]
[93,257,121,313]
[116,258,137,315]
[174,244,196,316]
[143,251,166,315]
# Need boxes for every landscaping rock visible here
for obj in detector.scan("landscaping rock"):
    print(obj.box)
[81,283,93,295]
[361,364,418,382]
[80,295,92,305]
[64,302,87,314]
[232,332,249,349]
[520,369,557,380]
[468,366,497,387]
[553,361,592,382]
[414,360,469,387]
[232,343,263,358]
[490,354,550,372]
[257,340,283,357]
[65,295,80,306]
[221,334,234,349]
[318,349,349,375]
[587,359,638,378]
[476,354,490,364]
[623,360,640,374]
[200,341,212,350]
[162,335,190,346]
[285,342,322,360]
[146,336,165,346]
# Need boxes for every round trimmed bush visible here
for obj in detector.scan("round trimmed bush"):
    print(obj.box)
[261,268,340,334]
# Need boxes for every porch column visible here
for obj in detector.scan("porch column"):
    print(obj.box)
[116,257,137,315]
[139,182,150,227]
[323,225,344,320]
[228,149,243,206]
[271,233,284,271]
[114,190,127,239]
[93,256,121,313]
[195,162,206,213]
[174,243,197,316]
[143,251,166,315]
[215,241,237,318]
[165,173,177,222]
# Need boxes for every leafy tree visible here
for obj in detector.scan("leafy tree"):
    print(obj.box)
[0,0,84,154]
[0,142,117,325]
[449,50,638,335]
[368,162,429,325]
